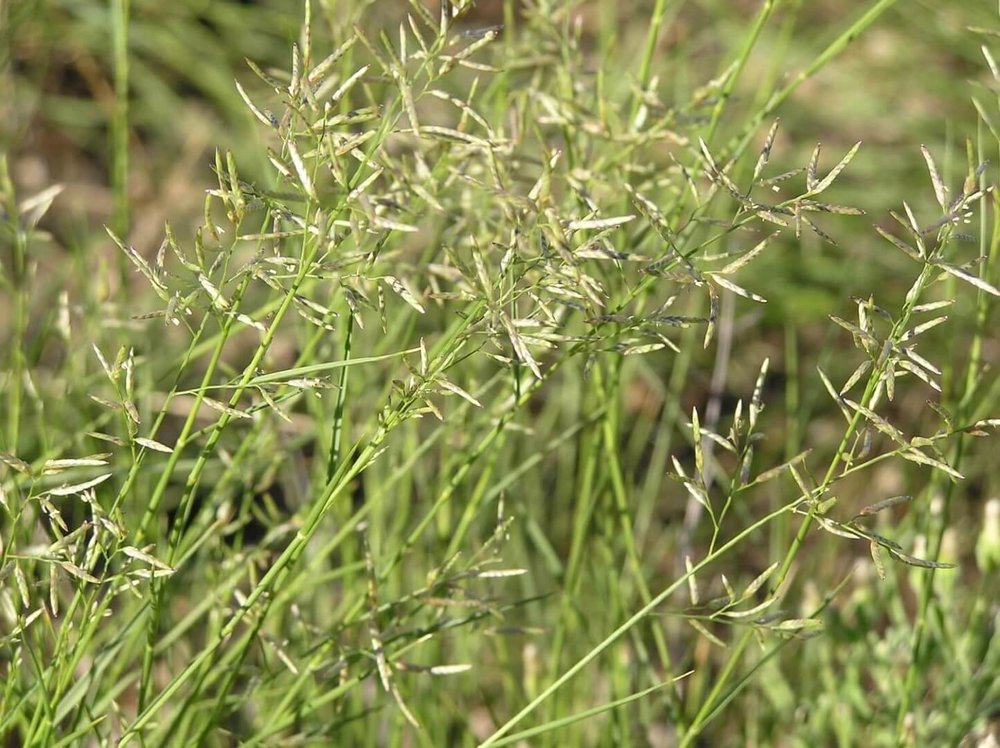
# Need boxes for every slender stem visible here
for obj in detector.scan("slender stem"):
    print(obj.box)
[327,314,354,482]
[479,501,798,747]
[110,0,130,270]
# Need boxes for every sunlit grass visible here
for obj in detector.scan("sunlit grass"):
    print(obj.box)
[2,1,1000,745]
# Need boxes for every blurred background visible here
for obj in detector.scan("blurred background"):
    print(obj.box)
[3,1,988,251]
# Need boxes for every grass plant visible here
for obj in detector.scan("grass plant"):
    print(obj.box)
[2,0,1000,745]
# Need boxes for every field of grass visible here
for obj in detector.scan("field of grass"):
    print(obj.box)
[3,0,1000,745]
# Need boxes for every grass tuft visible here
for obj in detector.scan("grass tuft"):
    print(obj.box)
[2,1,1000,745]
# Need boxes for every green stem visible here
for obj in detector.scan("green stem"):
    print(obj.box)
[479,501,798,747]
[111,0,130,277]
[327,314,354,482]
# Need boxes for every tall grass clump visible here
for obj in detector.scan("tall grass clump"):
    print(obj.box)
[2,0,1000,745]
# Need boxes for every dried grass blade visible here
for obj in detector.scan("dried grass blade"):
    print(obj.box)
[920,144,948,212]
[286,140,315,199]
[934,262,1000,297]
[331,64,370,104]
[719,231,778,275]
[566,215,635,231]
[383,276,426,314]
[875,225,922,261]
[244,58,284,91]
[48,473,113,497]
[134,437,174,454]
[807,143,822,191]
[501,313,542,379]
[897,447,964,480]
[235,80,275,128]
[811,141,861,195]
[437,379,482,407]
[709,274,767,303]
[753,119,780,182]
